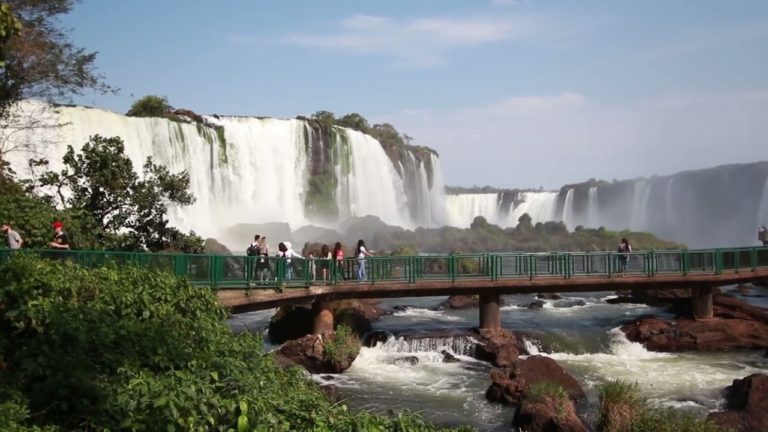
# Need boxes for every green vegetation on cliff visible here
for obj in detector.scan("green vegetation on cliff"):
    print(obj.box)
[374,215,684,254]
[0,254,470,431]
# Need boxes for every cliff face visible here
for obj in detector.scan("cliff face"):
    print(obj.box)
[555,162,768,247]
[3,102,447,240]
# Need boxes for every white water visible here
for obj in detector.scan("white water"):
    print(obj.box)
[561,188,575,230]
[586,186,599,228]
[508,191,559,226]
[3,101,447,239]
[445,193,500,227]
[758,177,768,227]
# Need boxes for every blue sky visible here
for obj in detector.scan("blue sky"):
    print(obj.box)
[64,0,768,189]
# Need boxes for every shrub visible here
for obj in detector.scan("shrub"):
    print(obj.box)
[324,324,361,364]
[126,95,172,117]
[0,254,468,431]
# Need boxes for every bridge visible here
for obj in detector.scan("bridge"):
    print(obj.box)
[3,247,768,333]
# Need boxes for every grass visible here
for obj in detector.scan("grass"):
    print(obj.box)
[525,381,570,417]
[323,324,361,364]
[597,379,727,432]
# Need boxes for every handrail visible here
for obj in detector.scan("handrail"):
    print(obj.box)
[1,246,767,290]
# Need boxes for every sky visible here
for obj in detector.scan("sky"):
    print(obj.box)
[63,0,768,189]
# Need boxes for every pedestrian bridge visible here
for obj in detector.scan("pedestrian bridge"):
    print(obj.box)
[3,247,768,330]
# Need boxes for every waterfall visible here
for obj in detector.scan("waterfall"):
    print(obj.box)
[3,101,446,239]
[372,335,479,357]
[629,180,653,230]
[759,177,768,228]
[561,188,576,230]
[586,187,599,228]
[509,191,559,225]
[445,193,500,227]
[665,178,675,227]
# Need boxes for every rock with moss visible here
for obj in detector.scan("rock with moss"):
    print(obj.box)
[512,382,588,432]
[485,356,586,406]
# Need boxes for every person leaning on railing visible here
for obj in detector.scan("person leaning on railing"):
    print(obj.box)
[2,223,23,250]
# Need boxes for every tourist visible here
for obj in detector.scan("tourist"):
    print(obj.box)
[48,221,70,250]
[319,244,332,284]
[307,252,316,282]
[617,238,631,277]
[281,241,302,281]
[355,239,373,282]
[332,241,345,280]
[246,235,261,281]
[257,237,270,284]
[2,223,23,250]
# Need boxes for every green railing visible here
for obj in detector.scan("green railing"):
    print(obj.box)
[1,246,767,290]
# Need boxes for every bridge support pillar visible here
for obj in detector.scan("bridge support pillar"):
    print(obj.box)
[479,294,501,330]
[312,301,334,336]
[692,286,714,320]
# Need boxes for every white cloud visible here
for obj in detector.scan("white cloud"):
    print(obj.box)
[279,13,546,68]
[382,91,768,188]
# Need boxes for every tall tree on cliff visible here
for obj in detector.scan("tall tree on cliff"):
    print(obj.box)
[0,0,114,168]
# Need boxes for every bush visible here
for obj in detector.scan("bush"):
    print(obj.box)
[597,379,725,432]
[324,324,361,364]
[525,381,570,416]
[126,95,172,117]
[0,254,468,431]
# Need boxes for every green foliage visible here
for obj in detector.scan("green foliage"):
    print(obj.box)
[126,95,173,117]
[0,255,468,431]
[324,324,361,364]
[597,379,724,432]
[306,174,339,219]
[525,382,569,416]
[25,135,203,252]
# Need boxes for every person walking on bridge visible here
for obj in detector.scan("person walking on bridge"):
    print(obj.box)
[356,239,373,282]
[617,238,631,277]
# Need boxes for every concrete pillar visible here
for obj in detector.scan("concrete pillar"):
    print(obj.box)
[479,293,501,330]
[692,286,714,320]
[312,301,334,335]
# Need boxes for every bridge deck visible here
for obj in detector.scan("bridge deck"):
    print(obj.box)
[217,268,768,313]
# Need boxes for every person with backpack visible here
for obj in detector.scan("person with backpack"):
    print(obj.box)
[246,235,261,282]
[617,238,631,277]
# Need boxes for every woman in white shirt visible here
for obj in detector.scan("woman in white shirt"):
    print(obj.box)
[355,239,373,282]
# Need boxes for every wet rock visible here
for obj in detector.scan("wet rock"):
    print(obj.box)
[553,299,586,308]
[512,396,588,432]
[621,295,768,352]
[268,305,315,344]
[268,299,385,344]
[536,293,562,300]
[441,350,460,363]
[485,355,586,407]
[203,238,232,255]
[439,295,479,310]
[707,373,768,432]
[275,333,357,374]
[319,375,335,381]
[362,330,392,347]
[394,356,420,367]
[473,328,528,367]
[319,384,341,403]
[525,300,546,309]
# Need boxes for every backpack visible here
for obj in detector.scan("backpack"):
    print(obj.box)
[246,243,260,256]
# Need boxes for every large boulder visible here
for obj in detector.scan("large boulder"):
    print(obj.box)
[621,295,768,352]
[512,396,588,432]
[439,295,479,310]
[485,356,585,406]
[268,299,385,344]
[473,328,528,367]
[275,333,358,374]
[707,374,768,432]
[203,238,232,255]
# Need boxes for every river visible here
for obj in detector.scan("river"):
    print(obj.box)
[229,285,768,431]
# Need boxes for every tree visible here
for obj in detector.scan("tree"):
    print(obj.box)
[0,2,21,115]
[310,110,335,131]
[126,95,172,117]
[0,0,114,109]
[336,113,369,132]
[517,213,533,230]
[37,135,203,252]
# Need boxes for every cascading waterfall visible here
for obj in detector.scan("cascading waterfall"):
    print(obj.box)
[665,178,676,226]
[759,177,768,227]
[508,191,559,225]
[372,335,479,357]
[445,194,501,227]
[561,188,576,230]
[586,187,599,228]
[629,180,653,231]
[3,101,446,239]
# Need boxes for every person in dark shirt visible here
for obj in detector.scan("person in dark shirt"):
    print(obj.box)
[48,221,70,250]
